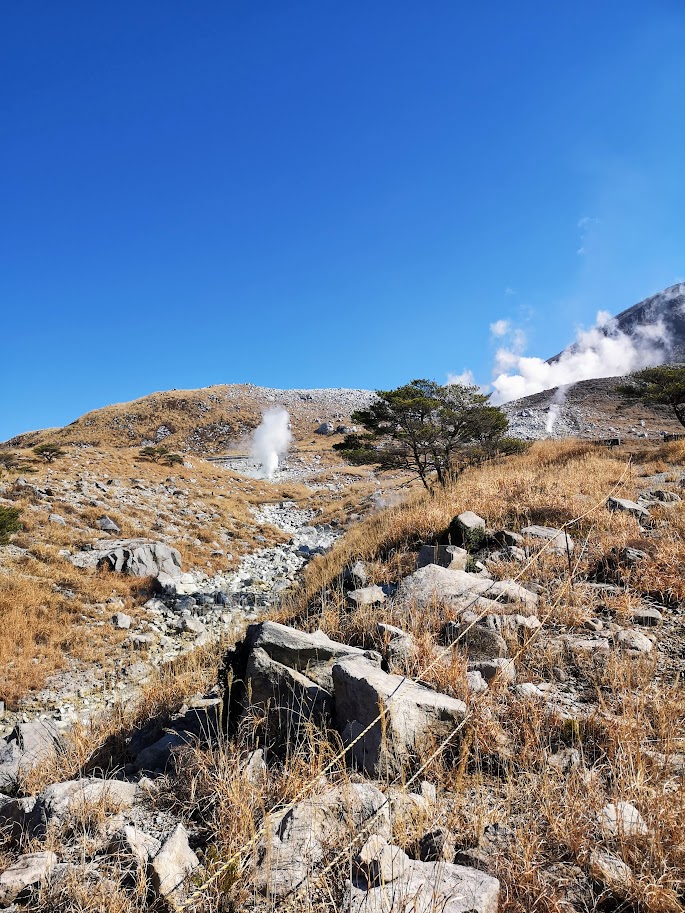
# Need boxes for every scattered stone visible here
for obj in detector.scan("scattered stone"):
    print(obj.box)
[111,612,131,630]
[244,748,267,785]
[347,585,386,606]
[600,801,648,838]
[419,827,457,862]
[0,851,57,905]
[109,824,161,867]
[606,497,650,521]
[649,489,680,502]
[41,778,137,819]
[315,422,335,435]
[256,783,390,897]
[589,849,633,894]
[468,657,517,685]
[396,565,538,610]
[616,629,653,653]
[521,525,574,554]
[417,544,468,571]
[344,561,368,588]
[441,621,508,660]
[181,616,205,635]
[0,720,63,790]
[631,606,663,627]
[149,823,200,901]
[48,514,66,525]
[0,796,48,842]
[348,849,500,913]
[97,515,121,533]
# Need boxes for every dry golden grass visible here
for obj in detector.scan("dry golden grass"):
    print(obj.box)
[5,438,685,912]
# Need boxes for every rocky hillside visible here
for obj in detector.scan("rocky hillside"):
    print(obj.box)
[4,384,376,453]
[549,282,685,365]
[0,439,683,912]
[503,374,685,441]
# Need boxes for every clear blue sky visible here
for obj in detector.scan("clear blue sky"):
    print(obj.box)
[2,1,684,440]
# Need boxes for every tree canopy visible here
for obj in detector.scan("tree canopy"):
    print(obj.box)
[333,379,509,491]
[618,365,685,428]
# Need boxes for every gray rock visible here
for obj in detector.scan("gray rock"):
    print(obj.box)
[454,511,486,532]
[135,733,190,772]
[466,670,488,693]
[599,801,648,837]
[396,565,538,610]
[48,513,66,525]
[332,655,467,776]
[419,827,457,862]
[344,561,368,588]
[347,585,386,607]
[0,720,62,790]
[0,796,48,842]
[181,616,205,635]
[109,824,161,867]
[70,538,182,579]
[244,621,373,692]
[417,544,468,571]
[589,849,633,895]
[521,525,574,555]
[631,606,663,627]
[256,782,390,898]
[606,497,650,520]
[244,748,267,785]
[149,823,200,900]
[616,629,653,653]
[0,851,57,905]
[111,612,131,629]
[97,515,121,533]
[377,623,414,663]
[315,422,335,435]
[348,851,499,913]
[650,489,680,502]
[41,778,137,819]
[441,621,508,660]
[244,646,332,727]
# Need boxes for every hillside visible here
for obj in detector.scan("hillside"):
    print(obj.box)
[504,374,685,441]
[4,384,376,453]
[0,438,683,913]
[548,282,685,365]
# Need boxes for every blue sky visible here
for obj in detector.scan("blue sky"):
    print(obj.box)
[2,1,684,440]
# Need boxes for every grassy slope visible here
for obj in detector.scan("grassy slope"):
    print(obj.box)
[18,439,685,913]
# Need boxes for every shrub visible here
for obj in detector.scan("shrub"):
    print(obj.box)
[0,506,21,544]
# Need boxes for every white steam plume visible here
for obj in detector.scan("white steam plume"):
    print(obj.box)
[250,407,292,479]
[490,312,670,406]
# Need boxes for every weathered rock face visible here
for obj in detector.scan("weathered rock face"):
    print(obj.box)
[70,538,182,579]
[149,823,200,902]
[348,838,500,913]
[0,720,63,791]
[244,621,374,692]
[606,497,650,521]
[396,565,538,610]
[332,656,467,777]
[0,851,57,906]
[41,778,138,819]
[255,783,390,898]
[244,647,333,728]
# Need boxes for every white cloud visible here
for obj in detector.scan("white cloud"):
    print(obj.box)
[489,319,510,337]
[504,287,516,296]
[447,369,476,386]
[577,216,599,256]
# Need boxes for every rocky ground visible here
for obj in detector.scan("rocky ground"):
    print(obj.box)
[0,439,683,912]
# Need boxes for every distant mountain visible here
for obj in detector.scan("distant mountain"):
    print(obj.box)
[549,282,685,365]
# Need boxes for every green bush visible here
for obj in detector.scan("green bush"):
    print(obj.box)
[0,506,21,545]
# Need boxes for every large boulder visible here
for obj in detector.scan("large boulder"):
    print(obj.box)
[244,621,377,692]
[70,539,182,579]
[0,851,57,906]
[256,783,390,898]
[332,656,467,776]
[40,778,138,819]
[244,647,332,727]
[0,720,63,790]
[396,565,538,610]
[349,837,499,913]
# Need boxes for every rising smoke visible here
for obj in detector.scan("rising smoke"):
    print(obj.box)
[250,407,292,479]
[490,311,670,407]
